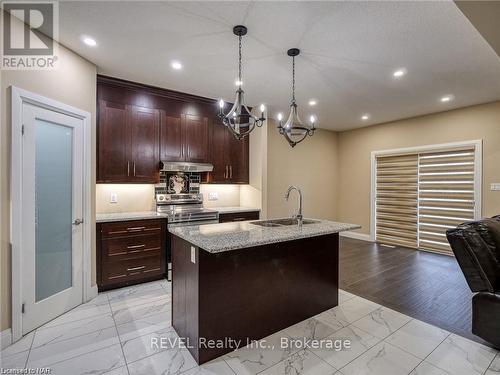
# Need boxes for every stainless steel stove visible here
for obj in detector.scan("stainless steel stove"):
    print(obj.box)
[156,193,219,223]
[157,193,219,281]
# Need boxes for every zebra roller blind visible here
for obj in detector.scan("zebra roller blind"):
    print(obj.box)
[418,148,476,254]
[376,145,478,255]
[376,154,418,248]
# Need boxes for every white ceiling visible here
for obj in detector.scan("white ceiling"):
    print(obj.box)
[58,1,500,131]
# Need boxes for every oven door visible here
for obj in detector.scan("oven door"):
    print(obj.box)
[166,219,219,281]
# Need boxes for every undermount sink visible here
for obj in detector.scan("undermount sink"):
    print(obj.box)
[251,218,321,227]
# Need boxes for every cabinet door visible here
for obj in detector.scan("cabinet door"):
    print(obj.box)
[98,100,129,182]
[209,121,228,183]
[160,112,184,162]
[129,105,160,183]
[225,129,249,184]
[183,114,209,163]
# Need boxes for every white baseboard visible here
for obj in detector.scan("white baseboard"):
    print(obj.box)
[1,328,13,349]
[340,231,373,242]
[85,284,99,303]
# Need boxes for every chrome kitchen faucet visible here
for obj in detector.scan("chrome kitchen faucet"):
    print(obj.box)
[284,186,303,228]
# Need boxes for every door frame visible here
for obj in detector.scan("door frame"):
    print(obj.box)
[370,139,483,243]
[10,86,93,342]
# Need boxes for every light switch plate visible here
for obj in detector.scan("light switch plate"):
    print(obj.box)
[191,246,196,263]
[491,183,500,191]
[110,193,118,203]
[208,192,218,201]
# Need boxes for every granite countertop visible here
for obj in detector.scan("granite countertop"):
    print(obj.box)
[168,219,361,253]
[209,206,260,214]
[96,211,168,223]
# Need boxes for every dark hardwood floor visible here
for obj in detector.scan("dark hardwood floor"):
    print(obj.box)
[339,237,490,346]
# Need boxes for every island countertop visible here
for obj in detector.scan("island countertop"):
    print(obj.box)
[168,219,360,253]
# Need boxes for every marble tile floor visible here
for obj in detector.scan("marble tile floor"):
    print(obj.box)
[1,279,498,375]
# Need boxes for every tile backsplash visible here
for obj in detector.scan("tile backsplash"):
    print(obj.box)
[155,172,200,195]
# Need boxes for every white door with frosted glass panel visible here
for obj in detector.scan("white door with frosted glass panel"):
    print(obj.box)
[21,103,84,334]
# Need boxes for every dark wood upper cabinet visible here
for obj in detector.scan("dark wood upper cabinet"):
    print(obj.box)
[209,121,228,183]
[97,75,248,184]
[225,130,249,183]
[129,105,160,182]
[98,100,129,182]
[183,114,209,163]
[160,113,183,162]
[207,121,249,184]
[159,112,209,163]
[97,101,159,183]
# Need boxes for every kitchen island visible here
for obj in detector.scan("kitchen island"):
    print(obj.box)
[169,219,360,364]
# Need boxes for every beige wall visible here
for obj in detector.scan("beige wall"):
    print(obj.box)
[337,101,500,235]
[96,184,244,213]
[240,120,267,212]
[200,185,241,208]
[96,185,156,213]
[266,120,339,220]
[0,43,97,330]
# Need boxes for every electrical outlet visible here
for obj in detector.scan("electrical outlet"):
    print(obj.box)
[208,192,218,201]
[110,193,118,203]
[491,183,500,191]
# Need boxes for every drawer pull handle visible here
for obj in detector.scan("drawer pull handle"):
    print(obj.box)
[127,226,146,232]
[127,266,146,272]
[127,244,145,249]
[233,218,247,221]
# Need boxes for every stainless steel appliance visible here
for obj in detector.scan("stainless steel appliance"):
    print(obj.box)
[156,193,219,280]
[160,161,213,173]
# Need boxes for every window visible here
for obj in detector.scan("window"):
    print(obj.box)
[373,142,481,255]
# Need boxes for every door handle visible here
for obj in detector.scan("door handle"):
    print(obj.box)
[127,226,146,232]
[224,165,228,179]
[127,266,146,272]
[126,244,145,249]
[127,161,130,176]
[133,162,136,176]
[72,218,84,226]
[229,165,233,179]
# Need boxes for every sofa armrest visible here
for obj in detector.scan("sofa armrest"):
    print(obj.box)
[472,293,500,349]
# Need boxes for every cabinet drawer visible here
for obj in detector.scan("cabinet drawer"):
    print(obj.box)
[101,255,164,286]
[219,211,260,223]
[101,219,164,238]
[103,234,162,262]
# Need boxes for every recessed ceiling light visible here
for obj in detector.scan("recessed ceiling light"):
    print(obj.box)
[234,79,243,86]
[361,114,370,121]
[440,95,454,103]
[308,99,317,106]
[392,68,407,78]
[81,36,97,47]
[171,61,183,70]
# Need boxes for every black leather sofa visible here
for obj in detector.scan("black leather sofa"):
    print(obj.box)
[446,215,500,349]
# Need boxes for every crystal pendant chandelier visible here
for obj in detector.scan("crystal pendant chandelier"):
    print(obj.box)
[277,48,316,148]
[218,25,266,140]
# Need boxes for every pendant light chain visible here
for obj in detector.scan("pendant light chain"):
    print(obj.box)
[238,34,242,83]
[292,56,295,104]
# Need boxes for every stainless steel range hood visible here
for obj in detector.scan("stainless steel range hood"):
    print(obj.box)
[160,161,214,172]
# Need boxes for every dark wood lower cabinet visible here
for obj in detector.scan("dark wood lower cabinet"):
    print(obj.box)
[218,211,260,223]
[172,233,339,364]
[97,219,166,291]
